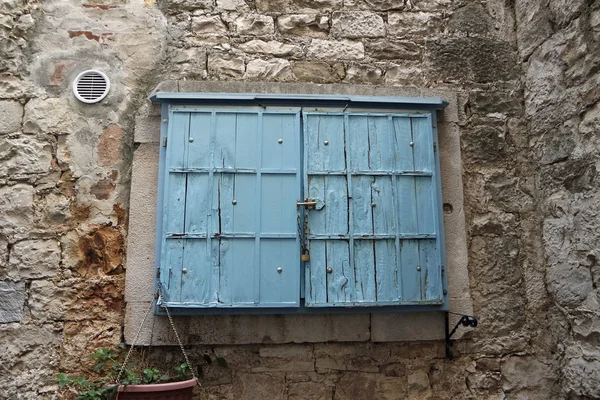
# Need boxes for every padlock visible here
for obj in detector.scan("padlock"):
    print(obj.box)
[301,248,310,262]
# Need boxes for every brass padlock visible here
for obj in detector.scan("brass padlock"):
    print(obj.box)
[301,248,310,262]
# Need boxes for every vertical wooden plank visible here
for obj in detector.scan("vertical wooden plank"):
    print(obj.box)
[218,173,235,233]
[164,238,183,301]
[419,239,440,301]
[306,239,327,305]
[368,116,394,171]
[304,114,323,172]
[396,176,418,234]
[262,113,298,170]
[347,115,369,171]
[185,174,210,234]
[181,239,212,303]
[326,240,351,303]
[400,239,421,302]
[415,177,436,234]
[392,117,414,171]
[305,114,345,172]
[324,176,348,235]
[353,240,376,302]
[214,112,237,168]
[259,239,299,305]
[187,112,212,168]
[234,113,259,169]
[371,176,395,236]
[412,116,434,172]
[261,175,297,234]
[168,112,189,169]
[232,174,257,233]
[164,173,187,234]
[322,114,346,171]
[351,175,373,235]
[375,240,398,302]
[307,175,326,235]
[230,239,256,304]
[219,238,256,304]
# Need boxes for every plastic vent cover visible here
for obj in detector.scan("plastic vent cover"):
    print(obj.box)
[72,70,110,103]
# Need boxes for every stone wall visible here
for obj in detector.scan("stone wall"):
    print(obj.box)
[0,0,598,399]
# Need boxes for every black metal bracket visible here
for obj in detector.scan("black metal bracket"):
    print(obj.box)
[445,312,478,360]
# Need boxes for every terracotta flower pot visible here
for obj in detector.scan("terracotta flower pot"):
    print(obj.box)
[114,378,196,400]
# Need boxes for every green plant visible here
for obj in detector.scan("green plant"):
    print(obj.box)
[57,346,193,400]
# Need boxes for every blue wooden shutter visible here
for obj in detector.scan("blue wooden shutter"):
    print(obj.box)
[159,109,302,308]
[303,111,443,307]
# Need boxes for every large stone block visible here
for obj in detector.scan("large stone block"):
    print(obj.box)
[23,98,78,135]
[344,0,404,10]
[0,281,25,323]
[233,14,274,36]
[245,58,293,81]
[233,373,286,400]
[365,40,421,60]
[192,15,228,35]
[0,135,53,178]
[0,184,34,228]
[331,12,385,38]
[388,12,441,37]
[307,39,364,60]
[238,40,302,58]
[344,64,383,84]
[292,61,344,83]
[0,100,22,134]
[208,54,245,79]
[8,239,61,279]
[277,14,329,37]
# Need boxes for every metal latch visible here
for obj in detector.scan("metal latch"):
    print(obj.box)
[297,198,317,210]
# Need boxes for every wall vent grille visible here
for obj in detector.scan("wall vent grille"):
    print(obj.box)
[72,70,110,104]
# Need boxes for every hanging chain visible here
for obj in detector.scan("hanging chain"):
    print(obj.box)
[297,211,305,251]
[116,292,155,384]
[303,208,309,251]
[115,284,200,387]
[158,284,200,386]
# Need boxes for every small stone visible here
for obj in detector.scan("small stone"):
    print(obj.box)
[307,39,364,60]
[192,15,228,35]
[331,11,385,38]
[238,40,302,57]
[292,61,343,83]
[8,239,61,279]
[208,54,245,79]
[0,101,22,134]
[234,14,274,35]
[408,370,431,392]
[255,0,289,12]
[0,184,34,228]
[0,281,25,323]
[245,58,293,81]
[288,381,334,400]
[277,14,329,37]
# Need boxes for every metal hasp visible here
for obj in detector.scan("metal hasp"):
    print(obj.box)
[297,198,317,210]
[445,312,478,360]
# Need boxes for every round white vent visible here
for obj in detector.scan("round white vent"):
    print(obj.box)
[72,70,110,104]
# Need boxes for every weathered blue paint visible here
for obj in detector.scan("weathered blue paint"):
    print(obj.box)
[156,103,446,312]
[304,112,443,307]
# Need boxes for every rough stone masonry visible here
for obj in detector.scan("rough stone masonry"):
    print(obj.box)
[0,0,599,399]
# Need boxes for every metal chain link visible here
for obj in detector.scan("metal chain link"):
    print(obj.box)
[115,285,200,388]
